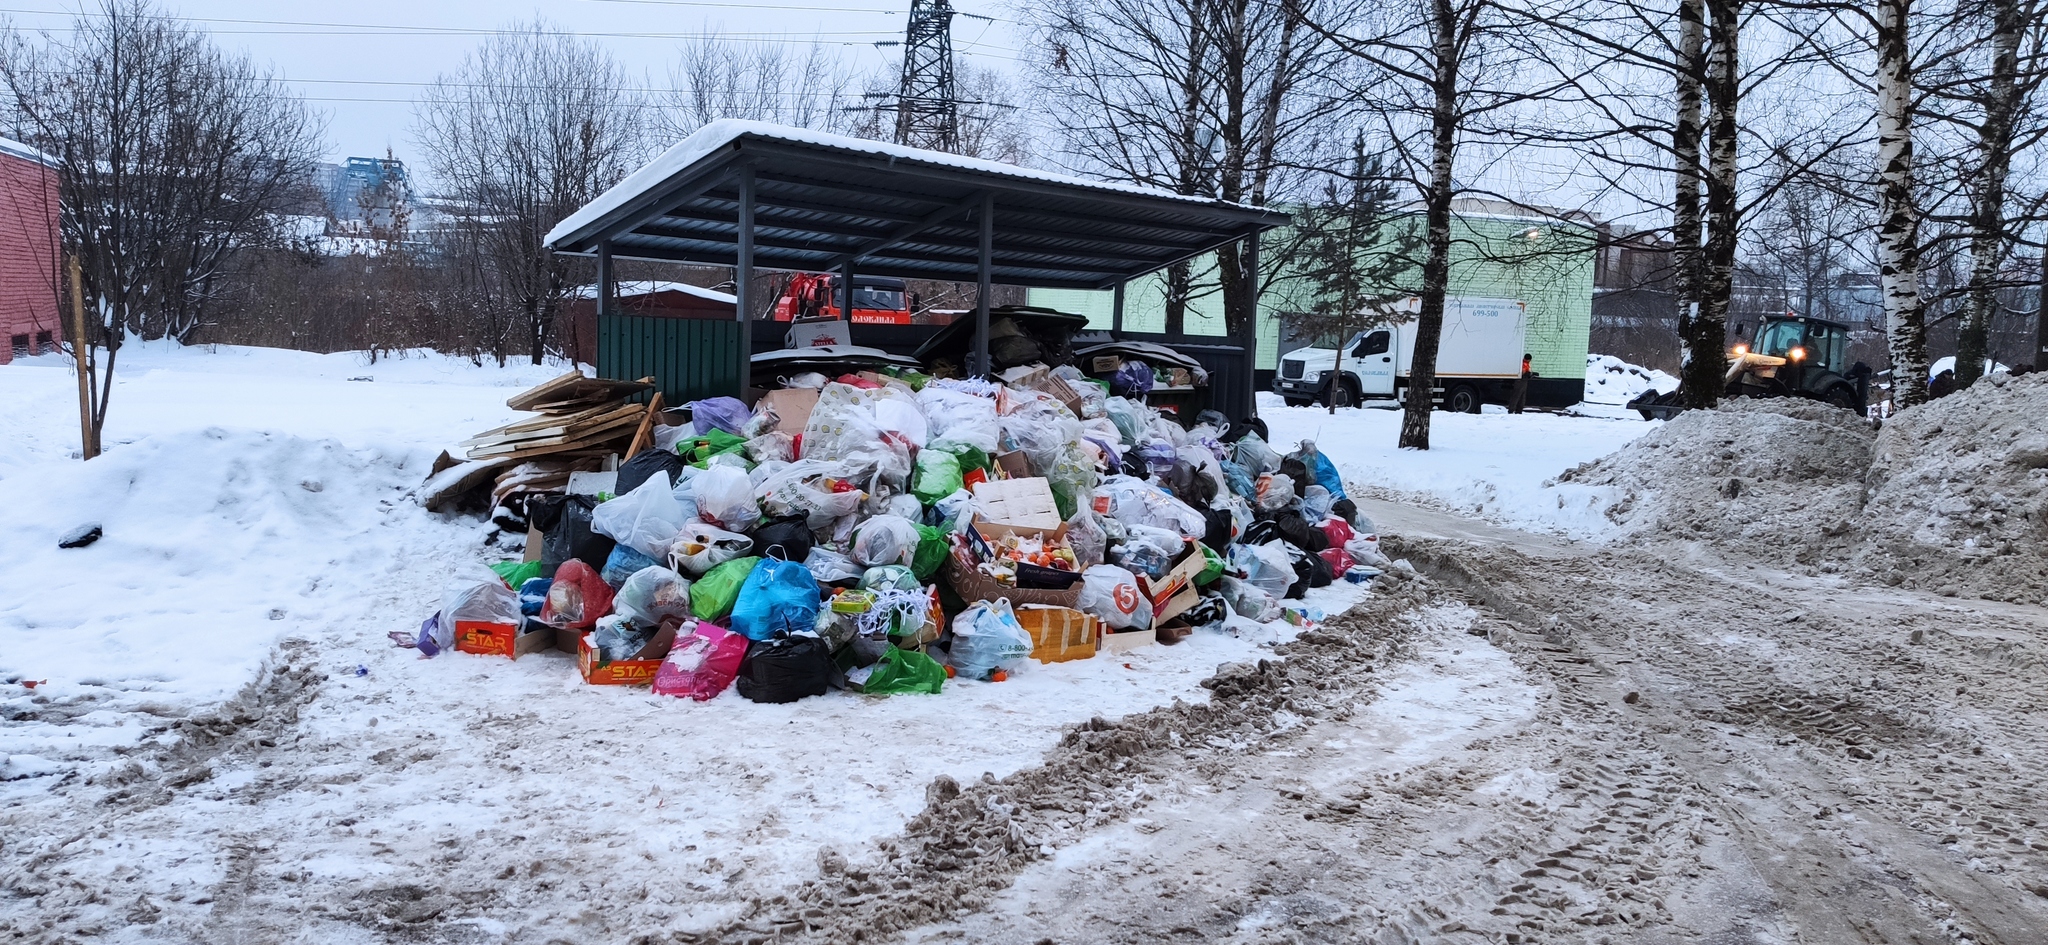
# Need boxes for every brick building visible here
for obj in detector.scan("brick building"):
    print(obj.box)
[0,136,60,365]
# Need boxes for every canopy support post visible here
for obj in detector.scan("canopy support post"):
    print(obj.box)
[596,241,614,318]
[838,261,853,323]
[736,166,756,392]
[974,192,994,376]
[1112,281,1126,338]
[1238,229,1262,420]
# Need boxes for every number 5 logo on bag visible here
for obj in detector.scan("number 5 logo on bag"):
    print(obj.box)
[1112,582,1140,614]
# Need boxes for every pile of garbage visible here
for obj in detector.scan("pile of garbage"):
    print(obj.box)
[406,364,1389,704]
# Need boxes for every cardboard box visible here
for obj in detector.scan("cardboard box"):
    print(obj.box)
[992,450,1031,480]
[1089,355,1122,373]
[454,620,554,659]
[973,477,1062,529]
[1015,605,1097,663]
[758,387,819,435]
[786,317,851,348]
[1101,627,1156,655]
[1139,545,1207,624]
[575,622,679,685]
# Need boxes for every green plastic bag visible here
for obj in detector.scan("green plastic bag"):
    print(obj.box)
[951,445,994,479]
[912,525,949,581]
[863,645,945,695]
[911,451,964,506]
[684,429,749,468]
[490,559,543,588]
[1196,543,1224,585]
[691,556,761,621]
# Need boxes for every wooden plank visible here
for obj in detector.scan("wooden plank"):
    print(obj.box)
[465,410,645,460]
[459,403,643,451]
[506,374,654,412]
[503,370,589,411]
[625,392,665,459]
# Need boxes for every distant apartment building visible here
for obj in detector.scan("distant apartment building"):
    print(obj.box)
[315,156,414,238]
[0,136,60,365]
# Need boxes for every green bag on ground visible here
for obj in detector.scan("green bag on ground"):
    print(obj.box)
[912,525,949,581]
[911,451,964,506]
[863,645,945,695]
[490,559,544,588]
[1197,543,1225,585]
[690,556,761,620]
[684,429,749,468]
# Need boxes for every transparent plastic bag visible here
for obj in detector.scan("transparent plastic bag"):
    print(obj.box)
[1230,542,1295,600]
[1258,473,1299,512]
[1064,509,1108,569]
[1302,484,1334,522]
[613,566,692,627]
[695,464,759,532]
[850,514,921,568]
[1217,575,1282,622]
[589,471,685,558]
[1096,474,1206,538]
[948,599,1034,680]
[917,385,1000,452]
[1233,431,1282,474]
[667,522,754,576]
[441,575,521,641]
[1078,564,1152,631]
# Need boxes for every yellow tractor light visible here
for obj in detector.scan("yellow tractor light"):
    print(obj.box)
[1790,346,1806,361]
[1733,343,1748,356]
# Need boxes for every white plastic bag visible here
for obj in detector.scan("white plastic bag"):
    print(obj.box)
[590,471,686,558]
[1346,535,1390,568]
[948,599,1034,678]
[1257,473,1298,512]
[1078,564,1152,631]
[1096,475,1207,539]
[871,388,929,449]
[918,385,1000,452]
[667,523,754,575]
[1231,542,1295,599]
[695,464,759,532]
[613,566,692,627]
[803,546,864,584]
[850,514,921,568]
[441,575,521,642]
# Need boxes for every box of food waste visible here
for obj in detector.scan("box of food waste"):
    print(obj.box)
[575,622,679,685]
[1015,605,1098,663]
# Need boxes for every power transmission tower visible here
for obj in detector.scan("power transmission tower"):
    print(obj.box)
[893,0,959,152]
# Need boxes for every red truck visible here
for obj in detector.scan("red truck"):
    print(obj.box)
[771,273,914,325]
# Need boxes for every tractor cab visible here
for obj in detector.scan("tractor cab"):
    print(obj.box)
[1726,314,1868,413]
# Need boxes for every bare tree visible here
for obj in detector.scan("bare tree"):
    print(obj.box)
[0,0,324,452]
[412,21,644,365]
[662,36,861,138]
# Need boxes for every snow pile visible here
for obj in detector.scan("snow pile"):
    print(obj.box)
[1556,398,1876,562]
[0,427,461,773]
[1855,371,2048,601]
[1581,354,1677,406]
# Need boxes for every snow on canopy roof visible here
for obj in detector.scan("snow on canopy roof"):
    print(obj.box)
[545,119,1265,250]
[0,135,57,167]
[568,280,736,304]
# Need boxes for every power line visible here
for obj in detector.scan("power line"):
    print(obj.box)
[0,8,895,40]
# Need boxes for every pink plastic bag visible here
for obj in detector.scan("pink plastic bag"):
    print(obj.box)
[651,623,749,701]
[1318,517,1356,549]
[1318,546,1352,576]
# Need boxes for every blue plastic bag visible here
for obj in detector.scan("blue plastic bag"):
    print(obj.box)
[1290,440,1347,500]
[517,577,552,616]
[690,396,753,436]
[729,556,824,642]
[602,544,662,587]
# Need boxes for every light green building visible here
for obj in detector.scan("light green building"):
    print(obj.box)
[1028,199,1596,383]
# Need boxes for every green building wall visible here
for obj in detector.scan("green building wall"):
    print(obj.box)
[1028,211,1595,382]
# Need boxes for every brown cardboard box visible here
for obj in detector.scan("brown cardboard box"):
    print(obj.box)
[1015,605,1098,663]
[576,621,679,685]
[453,620,554,659]
[1138,545,1207,624]
[758,387,819,435]
[992,450,1031,480]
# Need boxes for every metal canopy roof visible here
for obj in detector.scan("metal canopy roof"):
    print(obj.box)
[546,121,1290,291]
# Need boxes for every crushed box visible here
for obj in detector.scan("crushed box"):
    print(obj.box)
[453,620,553,659]
[575,622,679,685]
[1138,545,1206,624]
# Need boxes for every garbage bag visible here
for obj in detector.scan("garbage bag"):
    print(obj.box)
[1201,506,1235,553]
[859,564,921,593]
[541,559,613,630]
[1277,541,1334,597]
[690,556,760,621]
[1197,543,1225,585]
[948,599,1035,679]
[695,464,759,532]
[932,488,977,528]
[1218,459,1257,502]
[1096,475,1206,538]
[442,576,521,635]
[1231,542,1295,600]
[735,634,832,704]
[872,390,929,450]
[1046,444,1097,521]
[1257,474,1299,512]
[534,494,614,579]
[617,448,688,496]
[601,544,663,588]
[1217,575,1282,622]
[1078,564,1152,631]
[745,432,796,465]
[682,428,749,468]
[614,566,692,627]
[668,522,754,576]
[911,449,964,506]
[690,396,752,436]
[918,385,1000,452]
[1232,432,1282,474]
[591,472,687,558]
[912,524,949,581]
[804,546,865,585]
[752,514,816,564]
[517,577,551,616]
[1287,440,1348,500]
[862,645,946,695]
[489,559,543,588]
[1318,546,1353,575]
[1065,509,1107,569]
[1110,360,1155,397]
[1319,516,1356,550]
[850,514,921,569]
[1346,535,1391,568]
[1302,484,1335,523]
[1105,397,1150,447]
[652,623,748,701]
[729,556,823,642]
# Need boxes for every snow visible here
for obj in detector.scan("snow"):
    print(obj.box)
[1580,353,1677,407]
[1258,392,1657,538]
[568,280,737,304]
[546,119,1259,248]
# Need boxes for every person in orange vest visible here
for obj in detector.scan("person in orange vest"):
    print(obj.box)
[1509,353,1536,414]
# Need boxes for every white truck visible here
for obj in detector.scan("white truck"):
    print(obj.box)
[1272,296,1532,413]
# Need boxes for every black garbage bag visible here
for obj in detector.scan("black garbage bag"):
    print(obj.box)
[532,494,614,579]
[751,515,814,564]
[736,634,833,704]
[1276,540,1333,598]
[1278,456,1311,497]
[1244,515,1326,553]
[1201,506,1235,554]
[1331,497,1361,529]
[616,447,688,495]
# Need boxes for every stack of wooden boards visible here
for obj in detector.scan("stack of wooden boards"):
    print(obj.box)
[420,371,663,515]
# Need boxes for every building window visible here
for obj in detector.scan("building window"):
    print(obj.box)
[9,334,28,358]
[34,331,52,353]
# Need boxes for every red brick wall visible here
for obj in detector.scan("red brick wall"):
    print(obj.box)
[0,147,61,365]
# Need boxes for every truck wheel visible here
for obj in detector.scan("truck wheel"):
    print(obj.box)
[1444,384,1482,414]
[1340,378,1362,408]
[1282,396,1312,408]
[1824,384,1860,411]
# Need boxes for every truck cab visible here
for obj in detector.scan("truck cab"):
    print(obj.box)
[1726,314,1867,413]
[772,273,914,325]
[1274,328,1396,407]
[1274,296,1531,412]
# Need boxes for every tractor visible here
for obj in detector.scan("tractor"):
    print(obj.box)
[1630,313,1871,420]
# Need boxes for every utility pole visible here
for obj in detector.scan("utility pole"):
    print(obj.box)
[892,0,960,152]
[2036,248,2047,370]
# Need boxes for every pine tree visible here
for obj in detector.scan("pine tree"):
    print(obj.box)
[1280,135,1416,413]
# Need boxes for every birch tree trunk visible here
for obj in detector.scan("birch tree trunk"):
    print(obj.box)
[1956,0,2022,388]
[1671,0,1712,407]
[1694,0,1741,402]
[1399,0,1459,450]
[1875,0,1932,407]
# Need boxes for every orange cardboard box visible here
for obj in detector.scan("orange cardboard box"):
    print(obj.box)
[1015,605,1098,663]
[575,622,680,685]
[454,620,553,660]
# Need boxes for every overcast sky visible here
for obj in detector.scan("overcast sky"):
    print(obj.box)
[0,0,1023,168]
